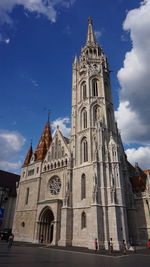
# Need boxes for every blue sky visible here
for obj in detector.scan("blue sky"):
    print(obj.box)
[0,0,150,173]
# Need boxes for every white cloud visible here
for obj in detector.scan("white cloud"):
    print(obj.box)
[0,130,25,172]
[0,160,22,172]
[125,146,150,170]
[0,0,76,25]
[116,0,150,146]
[52,117,71,137]
[0,33,10,44]
[115,0,150,169]
[31,78,39,87]
[115,101,149,145]
[94,30,102,40]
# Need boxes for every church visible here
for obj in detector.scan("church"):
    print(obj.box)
[12,18,150,250]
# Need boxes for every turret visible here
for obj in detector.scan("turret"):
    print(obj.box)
[22,143,33,167]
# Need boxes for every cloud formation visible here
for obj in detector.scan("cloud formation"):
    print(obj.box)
[0,130,25,172]
[0,0,76,25]
[0,33,10,44]
[125,146,150,170]
[116,0,150,146]
[52,117,71,137]
[115,0,150,169]
[94,30,102,40]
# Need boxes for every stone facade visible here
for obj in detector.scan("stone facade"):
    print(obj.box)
[12,18,150,250]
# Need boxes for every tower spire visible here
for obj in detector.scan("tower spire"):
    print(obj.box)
[22,142,33,167]
[86,17,96,45]
[34,119,52,161]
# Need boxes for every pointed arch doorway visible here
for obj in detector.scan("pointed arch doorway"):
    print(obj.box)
[39,207,54,244]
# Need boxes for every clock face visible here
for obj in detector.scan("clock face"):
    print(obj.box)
[49,176,61,195]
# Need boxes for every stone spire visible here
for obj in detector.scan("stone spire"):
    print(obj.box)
[86,17,96,45]
[22,143,33,167]
[73,55,78,64]
[34,120,52,161]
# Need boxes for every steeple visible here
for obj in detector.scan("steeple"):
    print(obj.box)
[34,119,52,161]
[22,143,33,167]
[86,17,96,45]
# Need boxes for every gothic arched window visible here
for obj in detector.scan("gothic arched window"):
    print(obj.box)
[81,174,86,200]
[82,108,87,129]
[83,83,87,100]
[81,82,86,100]
[92,78,98,97]
[81,137,88,163]
[51,145,54,160]
[81,211,86,229]
[93,105,101,126]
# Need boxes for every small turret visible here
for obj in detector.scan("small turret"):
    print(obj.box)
[22,143,33,167]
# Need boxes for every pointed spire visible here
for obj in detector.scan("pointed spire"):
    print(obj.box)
[86,17,96,45]
[22,143,33,167]
[73,55,78,64]
[34,120,52,161]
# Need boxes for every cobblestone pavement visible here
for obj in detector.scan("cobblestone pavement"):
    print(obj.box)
[0,242,150,267]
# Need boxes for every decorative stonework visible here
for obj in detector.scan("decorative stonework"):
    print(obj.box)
[49,176,61,195]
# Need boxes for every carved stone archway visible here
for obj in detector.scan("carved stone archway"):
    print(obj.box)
[38,207,54,244]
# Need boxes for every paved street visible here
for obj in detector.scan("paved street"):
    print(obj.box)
[0,243,150,267]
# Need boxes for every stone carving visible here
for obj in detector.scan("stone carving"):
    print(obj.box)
[49,176,61,195]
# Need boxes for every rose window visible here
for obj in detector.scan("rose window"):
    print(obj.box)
[49,176,61,195]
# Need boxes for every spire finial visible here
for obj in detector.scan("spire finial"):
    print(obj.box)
[86,17,96,45]
[48,109,50,122]
[30,139,32,147]
[88,17,93,25]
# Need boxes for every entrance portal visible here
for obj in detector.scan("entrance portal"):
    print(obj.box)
[38,207,54,244]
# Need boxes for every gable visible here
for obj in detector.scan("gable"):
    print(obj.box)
[44,129,70,163]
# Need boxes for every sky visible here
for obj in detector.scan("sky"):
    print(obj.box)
[0,0,150,173]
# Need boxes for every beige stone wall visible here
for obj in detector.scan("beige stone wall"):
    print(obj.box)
[13,210,37,242]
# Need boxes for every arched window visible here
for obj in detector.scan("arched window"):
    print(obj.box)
[51,145,54,160]
[81,212,86,229]
[93,105,101,126]
[81,82,86,100]
[81,138,88,163]
[81,174,86,200]
[92,78,98,96]
[48,152,50,161]
[62,147,64,157]
[83,83,86,100]
[82,108,87,129]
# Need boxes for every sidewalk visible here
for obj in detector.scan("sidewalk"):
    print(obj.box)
[0,240,149,257]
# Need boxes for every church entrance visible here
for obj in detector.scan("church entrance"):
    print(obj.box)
[38,207,54,244]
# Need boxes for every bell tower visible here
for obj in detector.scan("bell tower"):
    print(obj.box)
[71,18,129,250]
[71,17,116,166]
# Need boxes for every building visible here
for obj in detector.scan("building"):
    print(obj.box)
[12,18,150,250]
[0,170,20,231]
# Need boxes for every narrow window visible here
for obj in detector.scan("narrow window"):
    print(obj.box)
[92,79,98,96]
[83,83,86,100]
[81,138,88,163]
[81,174,86,199]
[81,212,86,229]
[51,145,54,160]
[83,109,87,129]
[25,187,29,205]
